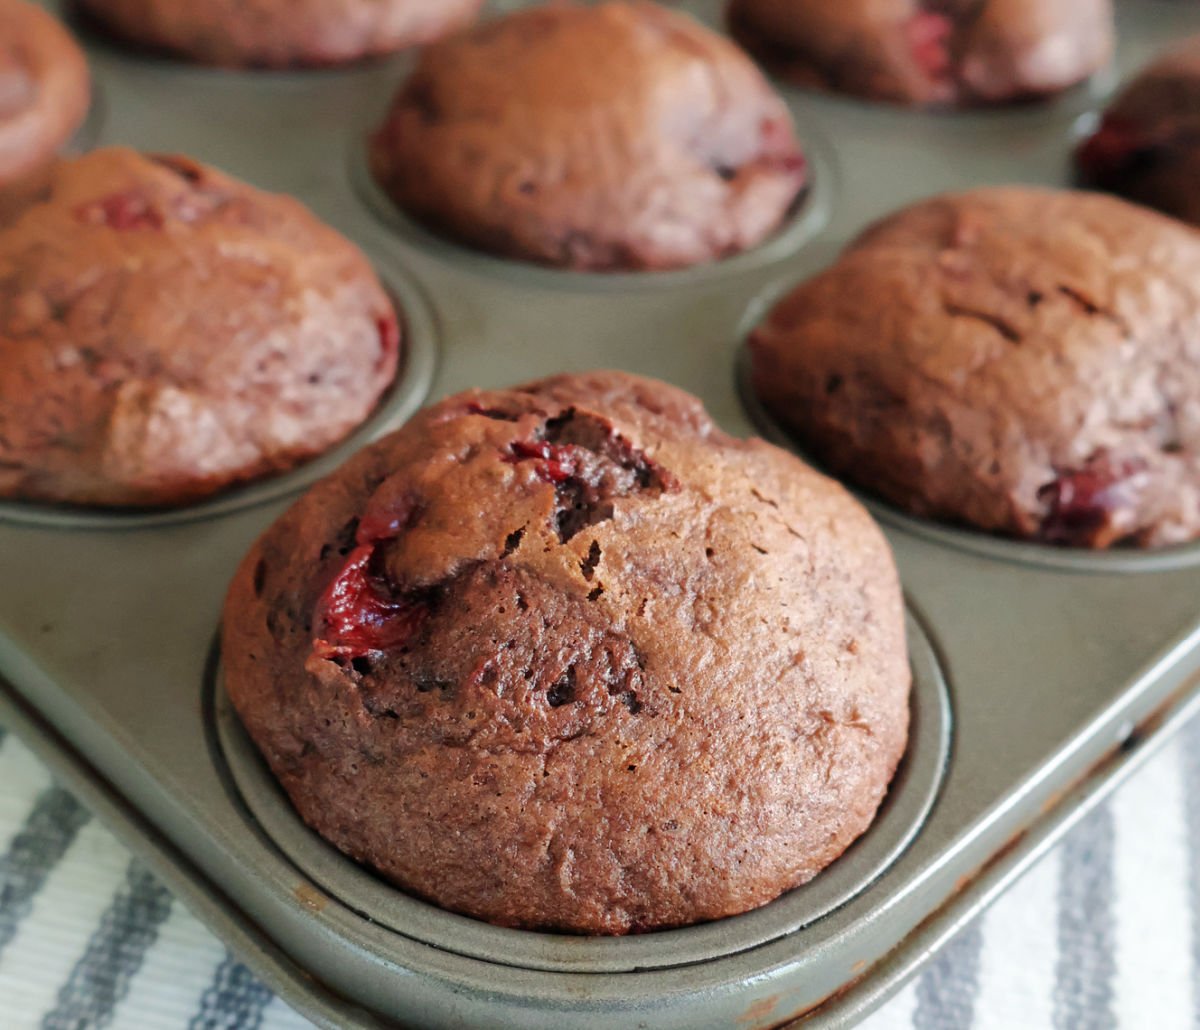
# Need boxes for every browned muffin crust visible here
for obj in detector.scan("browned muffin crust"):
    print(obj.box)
[728,0,1113,108]
[370,1,807,271]
[0,1,89,187]
[1077,35,1200,227]
[223,371,910,934]
[749,188,1200,549]
[0,147,400,508]
[75,0,484,69]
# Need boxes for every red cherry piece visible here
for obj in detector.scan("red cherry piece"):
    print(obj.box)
[505,440,583,485]
[313,545,427,659]
[74,191,164,231]
[906,11,954,82]
[376,313,401,367]
[1038,458,1141,547]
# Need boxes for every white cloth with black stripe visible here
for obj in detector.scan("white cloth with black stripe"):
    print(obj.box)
[0,719,1196,1029]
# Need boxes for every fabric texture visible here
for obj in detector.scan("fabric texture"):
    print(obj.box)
[0,719,1196,1028]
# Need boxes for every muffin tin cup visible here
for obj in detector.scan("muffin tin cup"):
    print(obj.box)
[212,606,950,976]
[0,261,438,532]
[732,319,1200,576]
[346,105,840,294]
[4,1,1200,1028]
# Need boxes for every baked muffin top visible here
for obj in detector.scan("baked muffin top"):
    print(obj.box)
[729,0,1114,108]
[749,187,1200,548]
[0,147,399,507]
[370,1,807,271]
[0,0,89,186]
[1077,35,1200,226]
[76,0,484,69]
[223,371,910,934]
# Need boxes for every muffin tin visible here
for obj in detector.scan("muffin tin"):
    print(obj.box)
[3,1,1200,1027]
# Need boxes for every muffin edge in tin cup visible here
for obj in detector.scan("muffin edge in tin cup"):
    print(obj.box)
[345,0,838,291]
[208,603,951,975]
[0,258,438,532]
[734,278,1200,576]
[347,114,838,293]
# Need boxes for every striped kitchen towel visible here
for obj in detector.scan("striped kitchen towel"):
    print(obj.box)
[0,719,1197,1029]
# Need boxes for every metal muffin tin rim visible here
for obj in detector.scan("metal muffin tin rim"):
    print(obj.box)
[210,606,951,977]
[734,277,1200,576]
[0,253,439,532]
[346,101,840,293]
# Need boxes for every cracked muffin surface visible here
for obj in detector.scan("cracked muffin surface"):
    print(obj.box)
[0,147,400,508]
[369,1,807,271]
[728,0,1113,108]
[76,0,483,68]
[223,371,910,934]
[0,0,89,194]
[1077,35,1200,228]
[749,187,1200,549]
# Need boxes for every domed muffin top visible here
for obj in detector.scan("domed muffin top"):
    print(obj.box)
[223,371,910,934]
[0,147,398,507]
[750,187,1200,548]
[370,1,807,271]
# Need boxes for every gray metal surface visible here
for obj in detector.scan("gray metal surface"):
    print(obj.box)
[1,1,1199,1027]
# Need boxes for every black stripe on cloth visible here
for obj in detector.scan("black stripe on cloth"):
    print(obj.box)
[1053,804,1118,1030]
[913,917,983,1030]
[189,954,275,1030]
[42,860,174,1030]
[1184,719,1200,1027]
[0,786,91,961]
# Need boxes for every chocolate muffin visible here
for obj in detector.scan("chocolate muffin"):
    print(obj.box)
[728,0,1114,108]
[223,371,910,934]
[1077,35,1200,227]
[0,1,89,194]
[369,2,808,272]
[749,188,1200,549]
[0,147,399,508]
[75,0,484,69]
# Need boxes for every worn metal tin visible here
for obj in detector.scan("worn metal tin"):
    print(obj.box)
[2,1,1200,1027]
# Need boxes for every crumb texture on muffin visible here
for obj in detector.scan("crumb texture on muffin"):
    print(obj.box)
[1077,34,1200,227]
[223,371,910,934]
[76,0,484,68]
[370,1,807,271]
[750,187,1200,548]
[729,0,1113,107]
[0,147,399,507]
[0,0,89,186]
